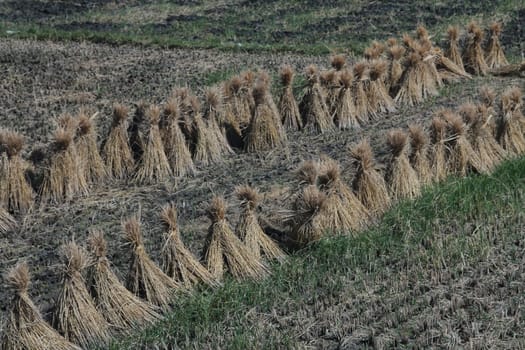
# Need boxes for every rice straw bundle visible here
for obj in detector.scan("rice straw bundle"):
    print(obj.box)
[241,70,257,115]
[57,113,78,134]
[299,65,333,133]
[235,185,286,262]
[318,157,370,232]
[244,82,286,152]
[394,51,424,106]
[76,110,107,183]
[463,21,489,76]
[224,76,251,131]
[160,204,218,287]
[53,242,110,348]
[129,102,148,162]
[387,45,406,94]
[134,105,172,183]
[102,104,134,179]
[41,128,88,203]
[256,71,287,144]
[87,230,161,332]
[467,105,507,172]
[352,62,372,124]
[386,37,398,47]
[1,262,81,350]
[290,185,328,245]
[408,124,432,185]
[320,69,339,119]
[123,215,180,309]
[364,41,385,60]
[497,87,525,156]
[278,65,302,131]
[162,100,195,177]
[416,25,432,47]
[489,61,525,76]
[479,85,497,109]
[445,26,465,70]
[368,60,396,115]
[333,69,359,129]
[420,46,443,98]
[429,116,449,182]
[0,207,16,232]
[1,130,34,213]
[296,159,319,188]
[203,196,268,280]
[386,129,421,200]
[485,22,508,69]
[444,111,486,175]
[331,54,347,71]
[190,96,223,165]
[350,139,391,215]
[436,48,472,82]
[203,87,234,156]
[171,88,195,142]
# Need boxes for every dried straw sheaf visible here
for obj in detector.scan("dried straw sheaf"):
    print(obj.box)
[350,140,391,215]
[1,262,81,350]
[445,26,465,70]
[191,96,223,165]
[0,207,16,232]
[244,82,286,152]
[278,65,302,131]
[76,111,107,183]
[161,100,195,177]
[429,116,449,182]
[465,105,507,172]
[334,69,359,129]
[171,88,195,142]
[223,76,250,134]
[203,87,234,156]
[331,54,347,71]
[408,124,432,185]
[87,230,161,332]
[123,216,180,309]
[41,128,88,203]
[498,87,525,156]
[436,47,472,83]
[387,45,406,93]
[463,22,489,76]
[160,204,218,287]
[485,22,508,69]
[290,185,328,246]
[135,105,172,183]
[397,35,442,105]
[444,111,486,176]
[103,104,134,179]
[352,62,372,124]
[235,185,286,262]
[368,60,396,115]
[129,102,149,162]
[318,158,370,233]
[1,130,34,213]
[489,61,525,77]
[203,196,268,280]
[386,129,421,200]
[53,242,110,348]
[257,71,287,141]
[299,65,333,133]
[394,51,424,106]
[320,69,340,119]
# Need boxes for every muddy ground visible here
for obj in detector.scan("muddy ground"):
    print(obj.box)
[0,37,523,324]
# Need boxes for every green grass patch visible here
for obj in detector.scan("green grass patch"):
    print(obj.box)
[2,0,523,56]
[107,157,525,349]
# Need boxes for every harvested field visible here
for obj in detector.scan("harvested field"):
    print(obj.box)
[0,1,525,349]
